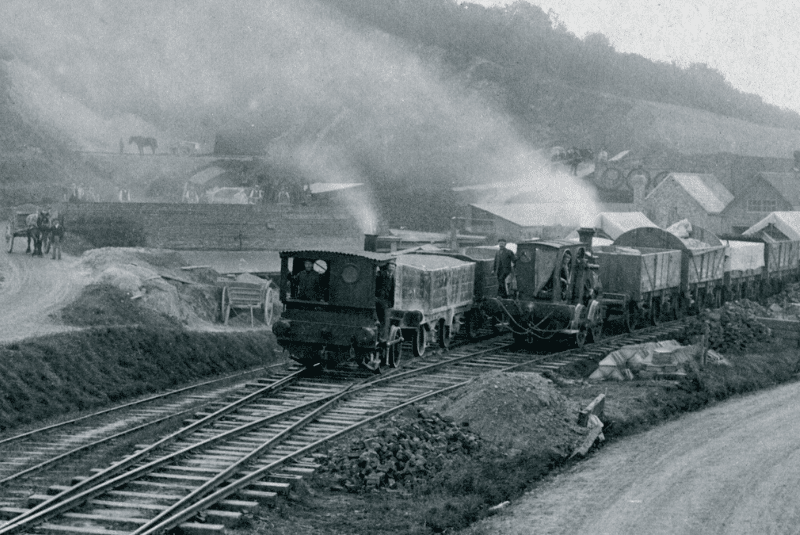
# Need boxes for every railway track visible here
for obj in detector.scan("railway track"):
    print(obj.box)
[0,366,287,510]
[0,321,686,534]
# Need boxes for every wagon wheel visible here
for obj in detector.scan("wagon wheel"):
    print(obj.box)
[621,301,636,333]
[465,309,482,340]
[412,324,427,358]
[650,298,662,326]
[263,286,275,327]
[386,327,403,368]
[575,324,587,349]
[438,318,456,349]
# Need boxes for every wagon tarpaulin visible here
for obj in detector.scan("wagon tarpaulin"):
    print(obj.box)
[394,254,474,315]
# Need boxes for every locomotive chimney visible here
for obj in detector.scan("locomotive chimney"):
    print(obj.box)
[577,227,595,247]
[364,234,378,252]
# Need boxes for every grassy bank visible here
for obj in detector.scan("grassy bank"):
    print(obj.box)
[0,327,279,431]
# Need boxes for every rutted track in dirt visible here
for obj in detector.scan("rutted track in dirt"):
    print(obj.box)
[0,224,91,342]
[0,323,685,534]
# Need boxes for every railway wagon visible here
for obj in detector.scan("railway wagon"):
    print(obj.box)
[742,212,800,293]
[721,239,765,301]
[594,245,683,329]
[391,253,476,357]
[271,249,403,371]
[614,226,726,311]
[481,237,603,348]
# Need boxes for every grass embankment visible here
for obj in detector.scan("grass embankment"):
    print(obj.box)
[0,283,278,431]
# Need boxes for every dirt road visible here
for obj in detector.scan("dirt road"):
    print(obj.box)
[468,380,800,535]
[0,228,91,342]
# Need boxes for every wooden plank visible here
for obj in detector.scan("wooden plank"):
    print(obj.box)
[577,394,606,427]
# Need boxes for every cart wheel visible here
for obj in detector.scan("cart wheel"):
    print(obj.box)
[387,327,403,368]
[263,286,275,327]
[221,287,229,324]
[412,325,427,358]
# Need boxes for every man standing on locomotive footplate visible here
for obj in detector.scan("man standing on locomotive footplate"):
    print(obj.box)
[493,238,516,298]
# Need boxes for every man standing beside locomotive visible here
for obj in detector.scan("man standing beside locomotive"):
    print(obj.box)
[493,238,516,298]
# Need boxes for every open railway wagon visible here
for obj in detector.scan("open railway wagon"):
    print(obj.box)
[613,225,726,315]
[480,237,604,348]
[741,214,800,294]
[272,249,403,372]
[390,252,492,357]
[593,244,682,330]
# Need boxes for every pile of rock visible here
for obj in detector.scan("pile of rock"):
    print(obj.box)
[683,301,771,353]
[317,409,481,493]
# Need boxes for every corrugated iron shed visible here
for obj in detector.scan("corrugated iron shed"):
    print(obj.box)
[471,203,583,228]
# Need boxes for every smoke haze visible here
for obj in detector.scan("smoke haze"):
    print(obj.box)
[0,0,598,228]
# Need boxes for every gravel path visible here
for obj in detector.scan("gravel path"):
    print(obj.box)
[465,380,800,535]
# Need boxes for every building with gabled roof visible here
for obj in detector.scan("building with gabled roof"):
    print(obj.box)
[643,173,733,234]
[721,172,800,234]
[467,203,584,241]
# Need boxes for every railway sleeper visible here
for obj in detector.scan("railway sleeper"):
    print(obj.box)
[37,521,225,535]
[86,499,243,525]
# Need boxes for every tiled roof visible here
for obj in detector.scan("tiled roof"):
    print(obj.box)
[754,173,800,207]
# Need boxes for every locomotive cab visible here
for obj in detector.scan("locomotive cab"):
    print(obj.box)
[484,240,603,348]
[272,249,403,371]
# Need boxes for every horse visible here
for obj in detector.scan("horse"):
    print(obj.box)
[129,136,158,155]
[25,210,50,256]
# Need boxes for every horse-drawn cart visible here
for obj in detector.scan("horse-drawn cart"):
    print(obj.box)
[6,204,50,254]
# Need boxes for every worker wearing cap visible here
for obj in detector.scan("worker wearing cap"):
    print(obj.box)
[493,239,516,298]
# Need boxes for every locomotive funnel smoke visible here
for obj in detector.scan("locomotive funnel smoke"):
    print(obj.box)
[0,0,598,227]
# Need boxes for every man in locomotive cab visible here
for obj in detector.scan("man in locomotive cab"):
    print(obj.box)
[293,259,323,301]
[375,262,396,339]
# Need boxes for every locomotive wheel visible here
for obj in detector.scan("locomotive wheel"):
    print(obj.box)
[387,327,403,368]
[412,325,427,358]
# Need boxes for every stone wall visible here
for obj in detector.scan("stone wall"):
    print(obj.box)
[58,202,364,251]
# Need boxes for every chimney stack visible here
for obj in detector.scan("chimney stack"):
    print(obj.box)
[364,234,378,252]
[577,227,595,248]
